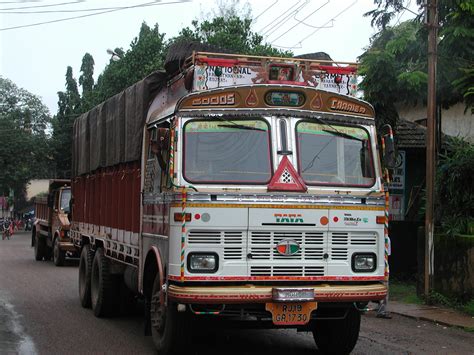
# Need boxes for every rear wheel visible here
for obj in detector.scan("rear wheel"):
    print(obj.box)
[79,244,94,308]
[150,274,189,354]
[91,247,119,317]
[34,232,46,261]
[53,237,66,266]
[312,306,361,354]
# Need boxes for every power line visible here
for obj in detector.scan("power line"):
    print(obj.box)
[270,0,330,43]
[252,0,278,23]
[263,0,309,38]
[0,0,190,31]
[258,0,305,34]
[295,18,334,29]
[0,1,83,11]
[0,2,170,13]
[291,0,358,48]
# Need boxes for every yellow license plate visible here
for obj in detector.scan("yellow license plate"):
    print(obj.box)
[265,302,318,325]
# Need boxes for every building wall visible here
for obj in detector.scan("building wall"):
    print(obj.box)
[26,179,50,200]
[397,102,473,142]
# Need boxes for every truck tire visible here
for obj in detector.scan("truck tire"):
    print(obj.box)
[150,274,189,354]
[34,232,46,261]
[79,244,93,308]
[91,247,119,317]
[312,306,361,354]
[53,236,66,266]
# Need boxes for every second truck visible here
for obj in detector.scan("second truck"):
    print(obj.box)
[32,179,75,266]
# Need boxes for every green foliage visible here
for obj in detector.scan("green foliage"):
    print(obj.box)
[359,20,427,127]
[176,15,291,57]
[52,67,81,178]
[364,0,474,115]
[462,299,474,316]
[436,138,474,235]
[0,77,52,198]
[389,280,423,304]
[364,0,408,29]
[93,22,166,105]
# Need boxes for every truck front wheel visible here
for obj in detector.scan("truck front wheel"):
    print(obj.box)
[91,247,119,317]
[150,275,188,354]
[79,244,93,308]
[312,306,361,354]
[53,237,66,266]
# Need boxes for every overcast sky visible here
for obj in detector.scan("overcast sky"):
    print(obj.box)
[0,0,417,114]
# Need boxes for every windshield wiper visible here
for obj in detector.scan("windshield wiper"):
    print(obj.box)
[322,129,364,142]
[218,123,266,132]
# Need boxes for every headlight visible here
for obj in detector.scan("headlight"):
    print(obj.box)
[187,253,218,273]
[352,253,376,272]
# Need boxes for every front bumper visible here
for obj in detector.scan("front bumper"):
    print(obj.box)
[168,283,387,304]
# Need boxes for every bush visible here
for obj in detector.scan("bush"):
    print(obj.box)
[436,138,474,235]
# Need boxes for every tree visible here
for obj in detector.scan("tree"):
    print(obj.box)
[92,22,166,105]
[175,3,291,57]
[52,67,81,178]
[362,0,474,123]
[79,53,95,112]
[359,20,428,127]
[0,77,52,199]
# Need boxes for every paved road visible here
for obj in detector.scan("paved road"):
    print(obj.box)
[1,231,473,354]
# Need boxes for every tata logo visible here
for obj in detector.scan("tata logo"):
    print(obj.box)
[276,239,300,256]
[274,213,304,223]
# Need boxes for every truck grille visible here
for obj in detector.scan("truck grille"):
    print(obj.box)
[250,231,324,261]
[188,230,244,260]
[329,232,377,260]
[250,265,324,277]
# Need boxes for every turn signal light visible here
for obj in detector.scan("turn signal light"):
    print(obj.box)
[174,213,192,222]
[376,216,386,224]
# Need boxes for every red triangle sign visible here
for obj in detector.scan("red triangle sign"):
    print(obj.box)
[268,156,307,192]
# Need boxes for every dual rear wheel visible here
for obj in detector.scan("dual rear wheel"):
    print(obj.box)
[79,245,133,317]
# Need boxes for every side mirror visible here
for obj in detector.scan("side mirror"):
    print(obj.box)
[151,128,170,170]
[383,135,397,168]
[157,128,170,149]
[378,124,397,169]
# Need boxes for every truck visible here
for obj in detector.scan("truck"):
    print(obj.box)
[32,179,75,266]
[71,45,395,354]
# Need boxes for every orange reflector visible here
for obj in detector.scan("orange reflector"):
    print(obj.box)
[376,216,386,224]
[174,213,192,222]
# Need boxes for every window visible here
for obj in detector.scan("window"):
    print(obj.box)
[144,128,162,193]
[183,119,272,184]
[60,189,71,213]
[296,122,375,187]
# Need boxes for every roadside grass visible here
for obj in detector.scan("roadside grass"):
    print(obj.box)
[389,280,423,304]
[461,299,474,317]
[390,280,474,317]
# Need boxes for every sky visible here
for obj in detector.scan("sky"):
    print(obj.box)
[0,0,418,115]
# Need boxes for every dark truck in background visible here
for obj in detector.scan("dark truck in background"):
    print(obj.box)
[32,179,76,266]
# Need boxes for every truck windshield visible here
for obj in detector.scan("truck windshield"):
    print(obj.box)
[183,119,272,184]
[60,189,71,212]
[296,121,375,187]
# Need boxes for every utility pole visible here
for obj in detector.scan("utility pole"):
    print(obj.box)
[424,0,438,297]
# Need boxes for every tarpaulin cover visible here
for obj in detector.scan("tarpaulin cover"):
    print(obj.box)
[72,71,166,176]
